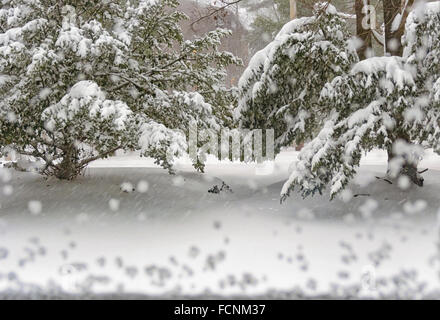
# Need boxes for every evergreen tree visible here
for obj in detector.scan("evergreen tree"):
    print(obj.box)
[281,1,440,201]
[0,0,240,179]
[235,3,358,156]
[403,0,440,162]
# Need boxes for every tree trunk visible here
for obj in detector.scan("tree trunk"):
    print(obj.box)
[355,0,372,60]
[55,145,80,180]
[383,0,414,56]
[290,0,297,20]
[386,130,424,186]
[387,145,424,186]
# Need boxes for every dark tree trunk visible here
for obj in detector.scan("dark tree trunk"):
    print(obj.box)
[383,0,414,56]
[387,146,424,186]
[355,0,372,60]
[55,145,80,180]
[386,131,424,187]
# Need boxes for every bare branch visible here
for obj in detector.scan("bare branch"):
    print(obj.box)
[190,0,243,29]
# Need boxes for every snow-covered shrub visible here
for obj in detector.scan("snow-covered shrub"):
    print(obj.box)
[0,0,240,179]
[281,2,440,200]
[235,3,358,154]
[39,81,139,179]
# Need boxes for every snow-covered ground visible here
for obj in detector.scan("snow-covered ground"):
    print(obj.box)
[1,149,440,299]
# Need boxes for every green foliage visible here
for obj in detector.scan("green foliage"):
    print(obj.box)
[281,2,440,201]
[236,4,358,155]
[0,0,240,178]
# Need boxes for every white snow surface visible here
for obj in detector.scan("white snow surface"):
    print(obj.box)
[69,81,105,99]
[1,149,440,299]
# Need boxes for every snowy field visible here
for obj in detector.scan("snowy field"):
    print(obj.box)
[1,149,440,299]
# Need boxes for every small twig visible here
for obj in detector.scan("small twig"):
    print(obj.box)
[190,0,242,30]
[418,168,428,174]
[353,193,371,198]
[375,176,393,184]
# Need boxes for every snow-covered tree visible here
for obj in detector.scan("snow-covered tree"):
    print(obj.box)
[281,1,440,201]
[235,3,358,156]
[0,0,240,179]
[403,1,440,91]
